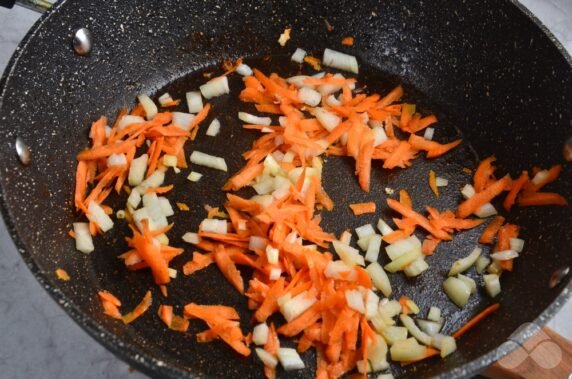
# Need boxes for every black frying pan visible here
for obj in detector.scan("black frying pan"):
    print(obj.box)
[0,0,571,378]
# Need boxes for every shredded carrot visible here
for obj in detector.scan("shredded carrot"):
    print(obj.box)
[160,99,181,108]
[349,202,376,216]
[503,171,529,211]
[517,192,568,207]
[304,55,322,70]
[456,175,511,219]
[146,184,174,194]
[479,215,506,244]
[158,305,189,332]
[341,36,355,46]
[452,303,500,339]
[122,290,152,324]
[176,202,190,211]
[55,268,70,281]
[473,156,497,193]
[525,164,562,192]
[429,170,439,197]
[422,236,440,255]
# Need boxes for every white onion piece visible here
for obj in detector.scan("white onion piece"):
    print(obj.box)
[137,94,158,120]
[400,314,432,345]
[117,115,145,131]
[491,250,519,261]
[448,246,482,276]
[280,291,316,322]
[325,261,356,281]
[190,151,227,172]
[172,112,195,130]
[182,232,201,244]
[461,184,476,199]
[379,300,402,319]
[252,323,269,345]
[475,255,491,274]
[128,154,148,186]
[487,260,503,275]
[159,155,176,168]
[382,326,408,346]
[364,289,380,320]
[73,222,94,253]
[251,194,274,208]
[158,197,174,217]
[107,153,127,167]
[365,234,382,263]
[423,127,435,140]
[249,236,268,251]
[142,193,164,223]
[184,91,203,114]
[377,375,395,379]
[291,48,307,63]
[255,348,278,368]
[137,170,165,194]
[531,169,549,185]
[312,72,326,79]
[127,189,141,209]
[385,235,421,261]
[436,177,449,187]
[484,274,501,297]
[158,93,174,106]
[373,126,388,146]
[298,87,321,107]
[427,306,441,322]
[364,334,389,371]
[286,75,313,88]
[132,208,157,232]
[238,112,272,125]
[104,125,112,138]
[366,262,392,297]
[282,151,295,163]
[265,245,280,264]
[403,256,429,277]
[377,219,394,236]
[322,48,359,73]
[416,319,442,336]
[355,224,376,239]
[168,267,177,278]
[200,218,227,234]
[263,154,282,176]
[457,273,477,294]
[475,202,497,218]
[440,336,457,357]
[345,289,366,314]
[187,171,203,182]
[87,201,114,232]
[206,118,221,137]
[390,338,427,362]
[200,76,230,99]
[236,63,253,76]
[384,249,421,273]
[357,236,373,252]
[314,107,341,131]
[326,94,342,106]
[510,238,525,252]
[277,348,305,371]
[443,277,471,308]
[332,241,365,266]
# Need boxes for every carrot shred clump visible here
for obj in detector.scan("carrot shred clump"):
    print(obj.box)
[452,303,500,339]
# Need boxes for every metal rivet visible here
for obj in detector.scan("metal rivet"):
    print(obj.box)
[72,28,92,55]
[549,266,570,288]
[15,137,31,166]
[563,137,572,161]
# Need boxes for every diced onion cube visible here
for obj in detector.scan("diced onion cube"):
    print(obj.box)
[475,202,497,218]
[200,218,227,234]
[236,63,253,76]
[252,323,269,345]
[365,234,382,263]
[168,268,177,278]
[423,127,435,140]
[416,319,442,336]
[457,273,477,294]
[490,250,519,261]
[440,336,457,358]
[436,177,448,187]
[355,224,376,239]
[427,306,441,322]
[325,260,356,281]
[510,238,525,252]
[206,118,221,137]
[137,94,158,120]
[448,247,482,276]
[322,48,359,73]
[107,153,127,167]
[172,112,196,130]
[73,222,94,253]
[238,112,272,126]
[265,245,280,264]
[87,201,114,232]
[400,314,432,345]
[314,107,341,132]
[269,268,282,280]
[187,171,203,182]
[345,289,366,314]
[531,170,549,185]
[249,236,268,251]
[373,126,388,146]
[298,87,321,107]
[443,277,471,308]
[117,115,145,131]
[366,262,392,297]
[484,274,501,297]
[158,92,174,106]
[332,241,365,266]
[255,348,278,368]
[403,256,429,277]
[162,154,178,167]
[190,151,227,172]
[475,255,491,274]
[291,48,307,63]
[461,184,476,199]
[377,219,394,236]
[390,338,427,362]
[277,348,305,371]
[128,154,148,186]
[158,197,174,217]
[127,188,142,209]
[280,291,316,322]
[385,236,421,261]
[182,232,200,244]
[200,76,230,99]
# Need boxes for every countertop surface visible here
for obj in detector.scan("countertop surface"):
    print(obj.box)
[0,1,571,378]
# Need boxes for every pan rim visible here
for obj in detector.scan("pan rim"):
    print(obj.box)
[0,0,570,378]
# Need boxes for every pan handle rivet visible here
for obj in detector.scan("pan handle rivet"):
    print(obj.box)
[72,28,92,56]
[15,137,31,166]
[563,137,572,161]
[549,266,570,288]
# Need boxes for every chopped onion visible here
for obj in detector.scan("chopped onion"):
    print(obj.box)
[510,238,525,252]
[382,326,408,345]
[298,87,322,107]
[200,218,227,234]
[291,48,307,63]
[326,94,342,106]
[137,94,158,120]
[87,201,114,232]
[531,169,549,185]
[107,153,127,167]
[384,249,421,273]
[484,274,501,297]
[448,246,482,276]
[158,197,174,217]
[366,262,392,297]
[461,184,476,199]
[366,334,389,371]
[490,250,519,261]
[322,48,359,73]
[312,71,326,79]
[255,348,278,369]
[280,291,317,322]
[116,210,126,219]
[376,375,395,379]
[400,314,432,345]
[423,127,435,140]
[162,154,177,168]
[487,260,503,275]
[206,118,221,137]
[128,154,148,186]
[249,236,268,251]
[184,91,203,113]
[345,289,366,314]
[332,241,365,266]
[365,234,382,263]
[314,107,341,131]
[416,319,442,336]
[440,336,457,358]
[142,193,165,224]
[390,338,427,362]
[427,306,441,322]
[475,255,491,274]
[277,348,305,371]
[364,289,380,320]
[73,222,94,253]
[325,260,356,281]
[282,151,295,163]
[187,171,203,182]
[252,323,269,345]
[168,267,177,278]
[263,154,282,176]
[265,245,280,264]
[200,75,230,99]
[236,63,253,76]
[132,208,156,232]
[377,219,394,236]
[436,177,448,187]
[475,202,497,218]
[403,256,429,277]
[457,273,477,294]
[182,232,200,244]
[269,268,282,280]
[373,126,388,146]
[238,112,272,125]
[286,75,313,88]
[172,112,195,130]
[356,236,372,252]
[443,276,471,308]
[158,92,174,106]
[385,236,421,261]
[190,151,228,172]
[355,224,376,239]
[379,300,402,319]
[137,170,165,193]
[117,115,145,131]
[278,27,291,46]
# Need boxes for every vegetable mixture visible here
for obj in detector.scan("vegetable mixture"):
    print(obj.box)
[71,45,567,378]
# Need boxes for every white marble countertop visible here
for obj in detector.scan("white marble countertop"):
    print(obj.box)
[0,1,571,378]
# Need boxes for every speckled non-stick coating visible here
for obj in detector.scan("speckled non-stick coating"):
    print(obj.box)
[0,0,571,378]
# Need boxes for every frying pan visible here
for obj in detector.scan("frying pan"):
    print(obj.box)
[0,0,571,378]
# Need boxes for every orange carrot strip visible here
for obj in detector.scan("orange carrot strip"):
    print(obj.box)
[387,199,451,240]
[473,156,497,193]
[452,303,500,339]
[183,252,214,276]
[77,139,138,161]
[129,220,170,284]
[422,237,440,255]
[349,202,376,216]
[517,191,568,207]
[429,170,438,197]
[146,184,174,194]
[479,215,506,244]
[456,175,511,218]
[525,164,562,192]
[277,302,322,337]
[341,36,355,46]
[503,171,529,211]
[121,290,152,324]
[214,245,244,293]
